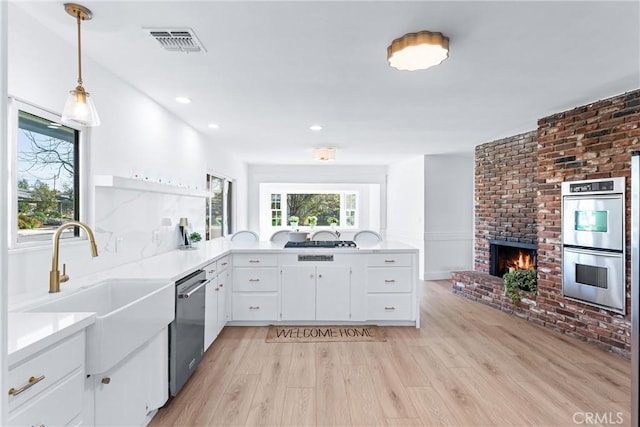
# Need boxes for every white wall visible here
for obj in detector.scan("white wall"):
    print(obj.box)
[248,165,387,238]
[386,156,425,279]
[423,154,474,279]
[6,4,247,298]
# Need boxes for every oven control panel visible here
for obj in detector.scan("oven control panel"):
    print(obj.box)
[569,180,614,193]
[562,177,624,196]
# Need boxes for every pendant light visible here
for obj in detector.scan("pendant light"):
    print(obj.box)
[61,3,100,127]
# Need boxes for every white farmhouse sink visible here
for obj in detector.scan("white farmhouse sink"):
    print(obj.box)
[29,278,174,374]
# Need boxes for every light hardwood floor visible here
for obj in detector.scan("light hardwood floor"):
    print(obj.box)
[150,280,631,426]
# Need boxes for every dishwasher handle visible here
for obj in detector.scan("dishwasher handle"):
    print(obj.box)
[178,279,209,299]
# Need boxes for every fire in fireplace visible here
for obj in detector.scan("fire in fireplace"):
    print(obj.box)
[489,240,537,278]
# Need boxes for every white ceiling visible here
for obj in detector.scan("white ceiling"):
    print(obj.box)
[14,0,640,166]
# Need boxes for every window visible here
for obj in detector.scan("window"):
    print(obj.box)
[271,194,282,226]
[268,191,358,227]
[205,173,233,239]
[14,106,80,244]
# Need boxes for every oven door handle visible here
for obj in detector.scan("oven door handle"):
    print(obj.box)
[178,279,210,299]
[564,247,623,257]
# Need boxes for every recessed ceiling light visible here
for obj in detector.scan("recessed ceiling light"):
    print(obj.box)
[175,96,191,104]
[208,123,220,129]
[310,124,323,131]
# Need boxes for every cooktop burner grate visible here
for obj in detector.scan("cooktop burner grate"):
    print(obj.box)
[284,240,357,248]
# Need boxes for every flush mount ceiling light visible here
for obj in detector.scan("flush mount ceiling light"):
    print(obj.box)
[61,3,100,127]
[312,147,336,162]
[208,123,219,129]
[309,124,323,131]
[387,30,449,71]
[175,96,192,104]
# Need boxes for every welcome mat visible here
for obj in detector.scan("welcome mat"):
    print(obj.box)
[266,325,386,343]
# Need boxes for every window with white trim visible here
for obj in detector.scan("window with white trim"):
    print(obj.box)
[11,102,82,246]
[268,191,358,228]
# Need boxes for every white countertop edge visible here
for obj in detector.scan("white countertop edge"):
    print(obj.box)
[8,312,96,365]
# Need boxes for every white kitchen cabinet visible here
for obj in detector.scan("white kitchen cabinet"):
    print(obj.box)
[232,253,279,321]
[204,260,219,350]
[205,256,231,349]
[280,265,351,321]
[366,252,417,323]
[7,331,86,427]
[216,268,230,334]
[281,266,316,320]
[204,275,219,350]
[93,328,168,427]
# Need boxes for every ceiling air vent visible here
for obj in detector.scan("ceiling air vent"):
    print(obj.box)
[145,28,206,53]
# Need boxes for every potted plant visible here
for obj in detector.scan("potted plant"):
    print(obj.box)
[288,215,299,228]
[328,216,338,229]
[189,232,202,247]
[503,269,538,303]
[306,215,318,229]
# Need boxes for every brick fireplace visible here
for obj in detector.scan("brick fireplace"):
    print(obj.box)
[453,89,640,356]
[488,240,537,278]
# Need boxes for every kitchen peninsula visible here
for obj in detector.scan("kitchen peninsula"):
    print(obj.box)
[7,238,418,427]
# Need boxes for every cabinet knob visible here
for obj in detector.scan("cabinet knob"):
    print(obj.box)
[101,377,111,384]
[219,283,224,288]
[208,269,216,274]
[318,274,323,278]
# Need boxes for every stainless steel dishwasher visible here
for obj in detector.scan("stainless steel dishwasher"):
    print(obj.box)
[169,269,207,396]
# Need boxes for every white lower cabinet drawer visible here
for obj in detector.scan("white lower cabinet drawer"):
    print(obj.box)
[8,332,84,411]
[233,268,278,292]
[367,267,413,293]
[232,293,278,321]
[367,294,413,321]
[7,370,84,427]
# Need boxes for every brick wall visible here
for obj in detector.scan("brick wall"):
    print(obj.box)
[536,90,640,354]
[474,131,538,273]
[455,89,640,356]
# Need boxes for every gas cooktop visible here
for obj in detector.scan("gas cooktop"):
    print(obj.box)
[284,240,357,248]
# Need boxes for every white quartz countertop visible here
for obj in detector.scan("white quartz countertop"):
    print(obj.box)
[8,312,95,366]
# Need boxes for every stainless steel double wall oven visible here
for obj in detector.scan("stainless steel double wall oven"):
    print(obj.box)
[561,177,626,314]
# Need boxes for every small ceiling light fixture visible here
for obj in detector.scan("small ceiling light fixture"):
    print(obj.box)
[61,3,100,127]
[309,124,323,131]
[387,30,449,71]
[312,147,336,162]
[175,96,192,104]
[208,123,220,129]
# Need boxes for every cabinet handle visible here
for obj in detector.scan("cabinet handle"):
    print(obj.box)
[384,279,396,283]
[384,306,396,311]
[221,262,228,266]
[208,269,216,274]
[249,260,260,263]
[384,260,396,263]
[249,278,260,282]
[101,377,111,384]
[8,375,45,396]
[249,306,260,310]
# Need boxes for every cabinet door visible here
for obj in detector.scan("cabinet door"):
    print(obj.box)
[94,347,149,427]
[281,266,316,320]
[316,266,351,321]
[204,278,219,350]
[217,270,229,334]
[94,330,168,427]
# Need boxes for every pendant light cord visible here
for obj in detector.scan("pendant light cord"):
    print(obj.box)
[76,11,83,87]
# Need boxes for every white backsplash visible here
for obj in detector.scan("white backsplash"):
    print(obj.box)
[8,187,205,298]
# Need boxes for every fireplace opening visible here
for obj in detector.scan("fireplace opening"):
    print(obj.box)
[489,240,537,277]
